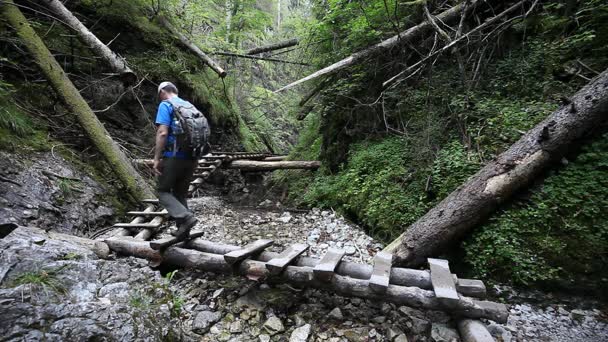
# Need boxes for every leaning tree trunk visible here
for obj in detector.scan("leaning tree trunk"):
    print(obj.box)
[245,38,299,55]
[40,0,136,85]
[384,68,608,266]
[158,16,227,78]
[274,0,487,92]
[3,1,155,201]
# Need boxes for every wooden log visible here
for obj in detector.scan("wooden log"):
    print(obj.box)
[103,238,508,322]
[274,0,485,92]
[384,67,608,267]
[2,1,155,201]
[245,38,299,55]
[262,156,287,161]
[214,52,310,66]
[224,239,274,264]
[186,239,486,297]
[127,210,168,217]
[266,244,308,275]
[226,160,321,171]
[369,251,392,293]
[157,16,226,78]
[313,248,345,281]
[113,222,162,229]
[134,215,164,240]
[458,320,495,342]
[41,0,136,85]
[112,204,157,237]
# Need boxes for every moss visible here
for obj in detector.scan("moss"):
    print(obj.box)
[3,1,154,201]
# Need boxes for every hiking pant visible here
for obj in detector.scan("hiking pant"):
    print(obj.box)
[157,157,197,223]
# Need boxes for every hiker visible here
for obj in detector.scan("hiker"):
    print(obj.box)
[153,81,210,240]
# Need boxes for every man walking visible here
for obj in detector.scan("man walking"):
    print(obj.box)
[153,81,209,240]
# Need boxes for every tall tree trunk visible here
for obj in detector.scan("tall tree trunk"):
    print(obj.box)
[158,16,227,78]
[274,0,486,92]
[245,38,299,55]
[3,1,155,201]
[384,68,608,266]
[40,0,137,85]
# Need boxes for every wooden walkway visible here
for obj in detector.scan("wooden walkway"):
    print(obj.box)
[105,151,502,341]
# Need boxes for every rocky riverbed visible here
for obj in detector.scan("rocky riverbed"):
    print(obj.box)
[1,194,607,341]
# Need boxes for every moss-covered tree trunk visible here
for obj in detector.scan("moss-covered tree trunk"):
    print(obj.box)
[2,0,154,201]
[384,68,608,267]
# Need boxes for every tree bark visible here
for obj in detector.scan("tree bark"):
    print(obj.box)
[384,68,608,266]
[214,51,309,66]
[3,1,155,201]
[225,160,320,171]
[40,0,137,85]
[274,0,485,92]
[104,237,507,322]
[158,16,227,78]
[245,38,299,55]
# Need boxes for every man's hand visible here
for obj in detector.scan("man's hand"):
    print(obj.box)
[153,158,162,176]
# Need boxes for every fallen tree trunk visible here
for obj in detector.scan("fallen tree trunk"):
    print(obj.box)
[41,0,136,85]
[274,0,485,92]
[383,0,532,89]
[246,38,299,55]
[384,68,608,266]
[226,160,321,171]
[104,237,507,322]
[3,1,155,201]
[213,51,310,66]
[158,16,226,78]
[133,158,318,170]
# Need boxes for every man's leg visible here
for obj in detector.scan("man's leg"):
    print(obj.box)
[157,158,190,222]
[173,159,197,210]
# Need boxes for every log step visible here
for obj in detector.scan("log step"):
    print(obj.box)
[313,248,345,281]
[191,178,205,185]
[127,210,168,216]
[196,166,216,171]
[142,199,160,204]
[224,239,274,265]
[266,244,308,275]
[149,231,206,250]
[369,251,392,293]
[113,222,162,229]
[428,258,459,302]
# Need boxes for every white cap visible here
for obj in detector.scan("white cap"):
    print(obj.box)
[158,81,176,95]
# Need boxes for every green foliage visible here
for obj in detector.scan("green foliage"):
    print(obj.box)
[464,134,608,285]
[11,266,67,295]
[0,82,49,151]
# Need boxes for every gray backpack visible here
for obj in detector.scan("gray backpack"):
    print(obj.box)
[165,98,211,158]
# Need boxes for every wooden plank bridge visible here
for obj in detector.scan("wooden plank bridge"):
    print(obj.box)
[102,152,504,341]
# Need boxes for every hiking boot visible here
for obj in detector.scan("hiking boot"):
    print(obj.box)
[172,216,197,240]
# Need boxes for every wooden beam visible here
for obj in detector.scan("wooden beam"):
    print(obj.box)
[313,248,345,281]
[224,239,274,264]
[369,251,392,293]
[226,160,321,171]
[428,258,460,304]
[266,244,308,275]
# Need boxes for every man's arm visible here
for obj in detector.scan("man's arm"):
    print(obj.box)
[153,125,169,175]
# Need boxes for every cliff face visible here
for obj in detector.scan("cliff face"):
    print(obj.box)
[0,226,182,340]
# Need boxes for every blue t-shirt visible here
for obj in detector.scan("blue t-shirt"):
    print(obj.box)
[155,96,190,159]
